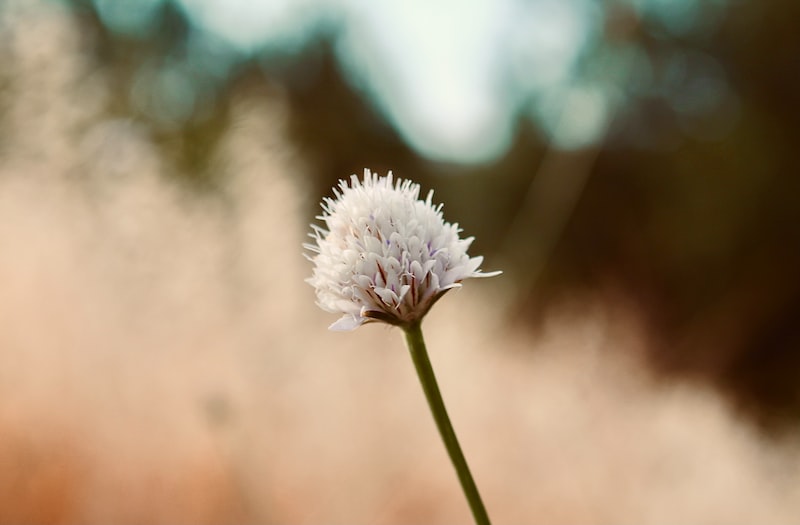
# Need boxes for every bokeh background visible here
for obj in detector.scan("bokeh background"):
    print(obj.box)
[1,0,799,522]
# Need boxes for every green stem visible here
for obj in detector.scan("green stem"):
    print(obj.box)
[403,321,491,525]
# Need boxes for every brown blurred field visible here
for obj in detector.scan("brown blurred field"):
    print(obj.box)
[1,1,800,523]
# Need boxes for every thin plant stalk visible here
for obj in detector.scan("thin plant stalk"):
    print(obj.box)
[403,320,491,525]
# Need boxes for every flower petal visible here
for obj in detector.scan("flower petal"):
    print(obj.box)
[306,169,501,330]
[328,314,365,331]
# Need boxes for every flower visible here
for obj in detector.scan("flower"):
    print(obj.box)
[305,169,501,331]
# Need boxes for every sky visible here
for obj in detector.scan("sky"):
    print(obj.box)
[90,0,727,163]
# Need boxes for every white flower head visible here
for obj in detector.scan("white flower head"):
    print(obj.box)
[305,169,501,331]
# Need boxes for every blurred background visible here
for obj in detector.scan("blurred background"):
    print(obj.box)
[0,0,799,522]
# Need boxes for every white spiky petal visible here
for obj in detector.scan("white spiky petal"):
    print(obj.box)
[305,169,501,331]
